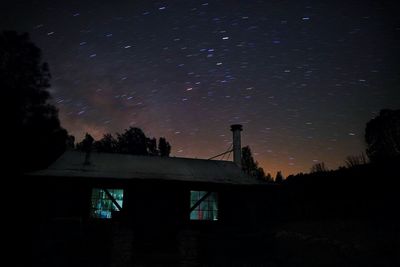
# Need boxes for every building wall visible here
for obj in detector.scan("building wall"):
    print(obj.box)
[24,175,275,266]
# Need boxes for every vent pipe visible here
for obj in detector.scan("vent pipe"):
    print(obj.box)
[230,124,243,167]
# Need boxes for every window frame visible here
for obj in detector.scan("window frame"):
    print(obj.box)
[90,188,124,219]
[189,190,219,221]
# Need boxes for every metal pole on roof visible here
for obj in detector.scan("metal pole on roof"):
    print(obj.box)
[231,124,243,167]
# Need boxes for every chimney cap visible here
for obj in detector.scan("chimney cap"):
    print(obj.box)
[230,124,243,131]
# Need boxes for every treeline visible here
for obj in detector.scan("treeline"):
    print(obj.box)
[252,110,399,222]
[306,109,400,175]
[244,109,400,183]
[75,128,171,157]
[241,145,283,183]
[285,109,400,185]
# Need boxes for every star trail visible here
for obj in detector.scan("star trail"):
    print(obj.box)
[2,0,399,175]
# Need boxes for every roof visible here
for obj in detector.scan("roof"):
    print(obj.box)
[29,151,262,185]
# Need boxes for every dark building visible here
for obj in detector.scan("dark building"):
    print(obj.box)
[25,125,275,266]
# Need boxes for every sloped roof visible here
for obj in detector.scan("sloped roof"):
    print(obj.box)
[30,151,262,185]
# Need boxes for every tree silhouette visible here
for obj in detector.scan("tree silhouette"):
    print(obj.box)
[265,173,273,182]
[66,135,76,150]
[344,153,368,168]
[275,171,284,183]
[81,133,94,151]
[365,109,400,163]
[242,146,257,175]
[255,166,266,180]
[158,137,171,157]
[76,128,172,157]
[94,133,118,153]
[79,133,94,165]
[116,127,148,155]
[241,146,266,180]
[76,133,94,151]
[1,31,68,171]
[147,137,159,156]
[310,162,328,173]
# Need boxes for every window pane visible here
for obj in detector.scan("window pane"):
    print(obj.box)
[190,191,218,221]
[91,188,124,219]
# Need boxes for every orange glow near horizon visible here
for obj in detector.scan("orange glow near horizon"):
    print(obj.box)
[64,120,357,177]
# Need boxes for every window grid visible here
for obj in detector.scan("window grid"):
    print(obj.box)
[90,188,123,219]
[190,191,218,221]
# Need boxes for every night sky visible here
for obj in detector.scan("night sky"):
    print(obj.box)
[2,0,400,175]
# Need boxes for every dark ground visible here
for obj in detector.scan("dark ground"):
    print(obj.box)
[6,160,400,266]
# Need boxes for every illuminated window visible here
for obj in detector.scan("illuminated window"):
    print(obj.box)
[90,188,124,219]
[190,191,218,221]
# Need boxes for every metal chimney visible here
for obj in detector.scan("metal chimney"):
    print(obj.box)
[230,124,243,167]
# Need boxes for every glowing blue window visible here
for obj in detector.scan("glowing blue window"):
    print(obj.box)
[90,188,123,219]
[190,191,218,221]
